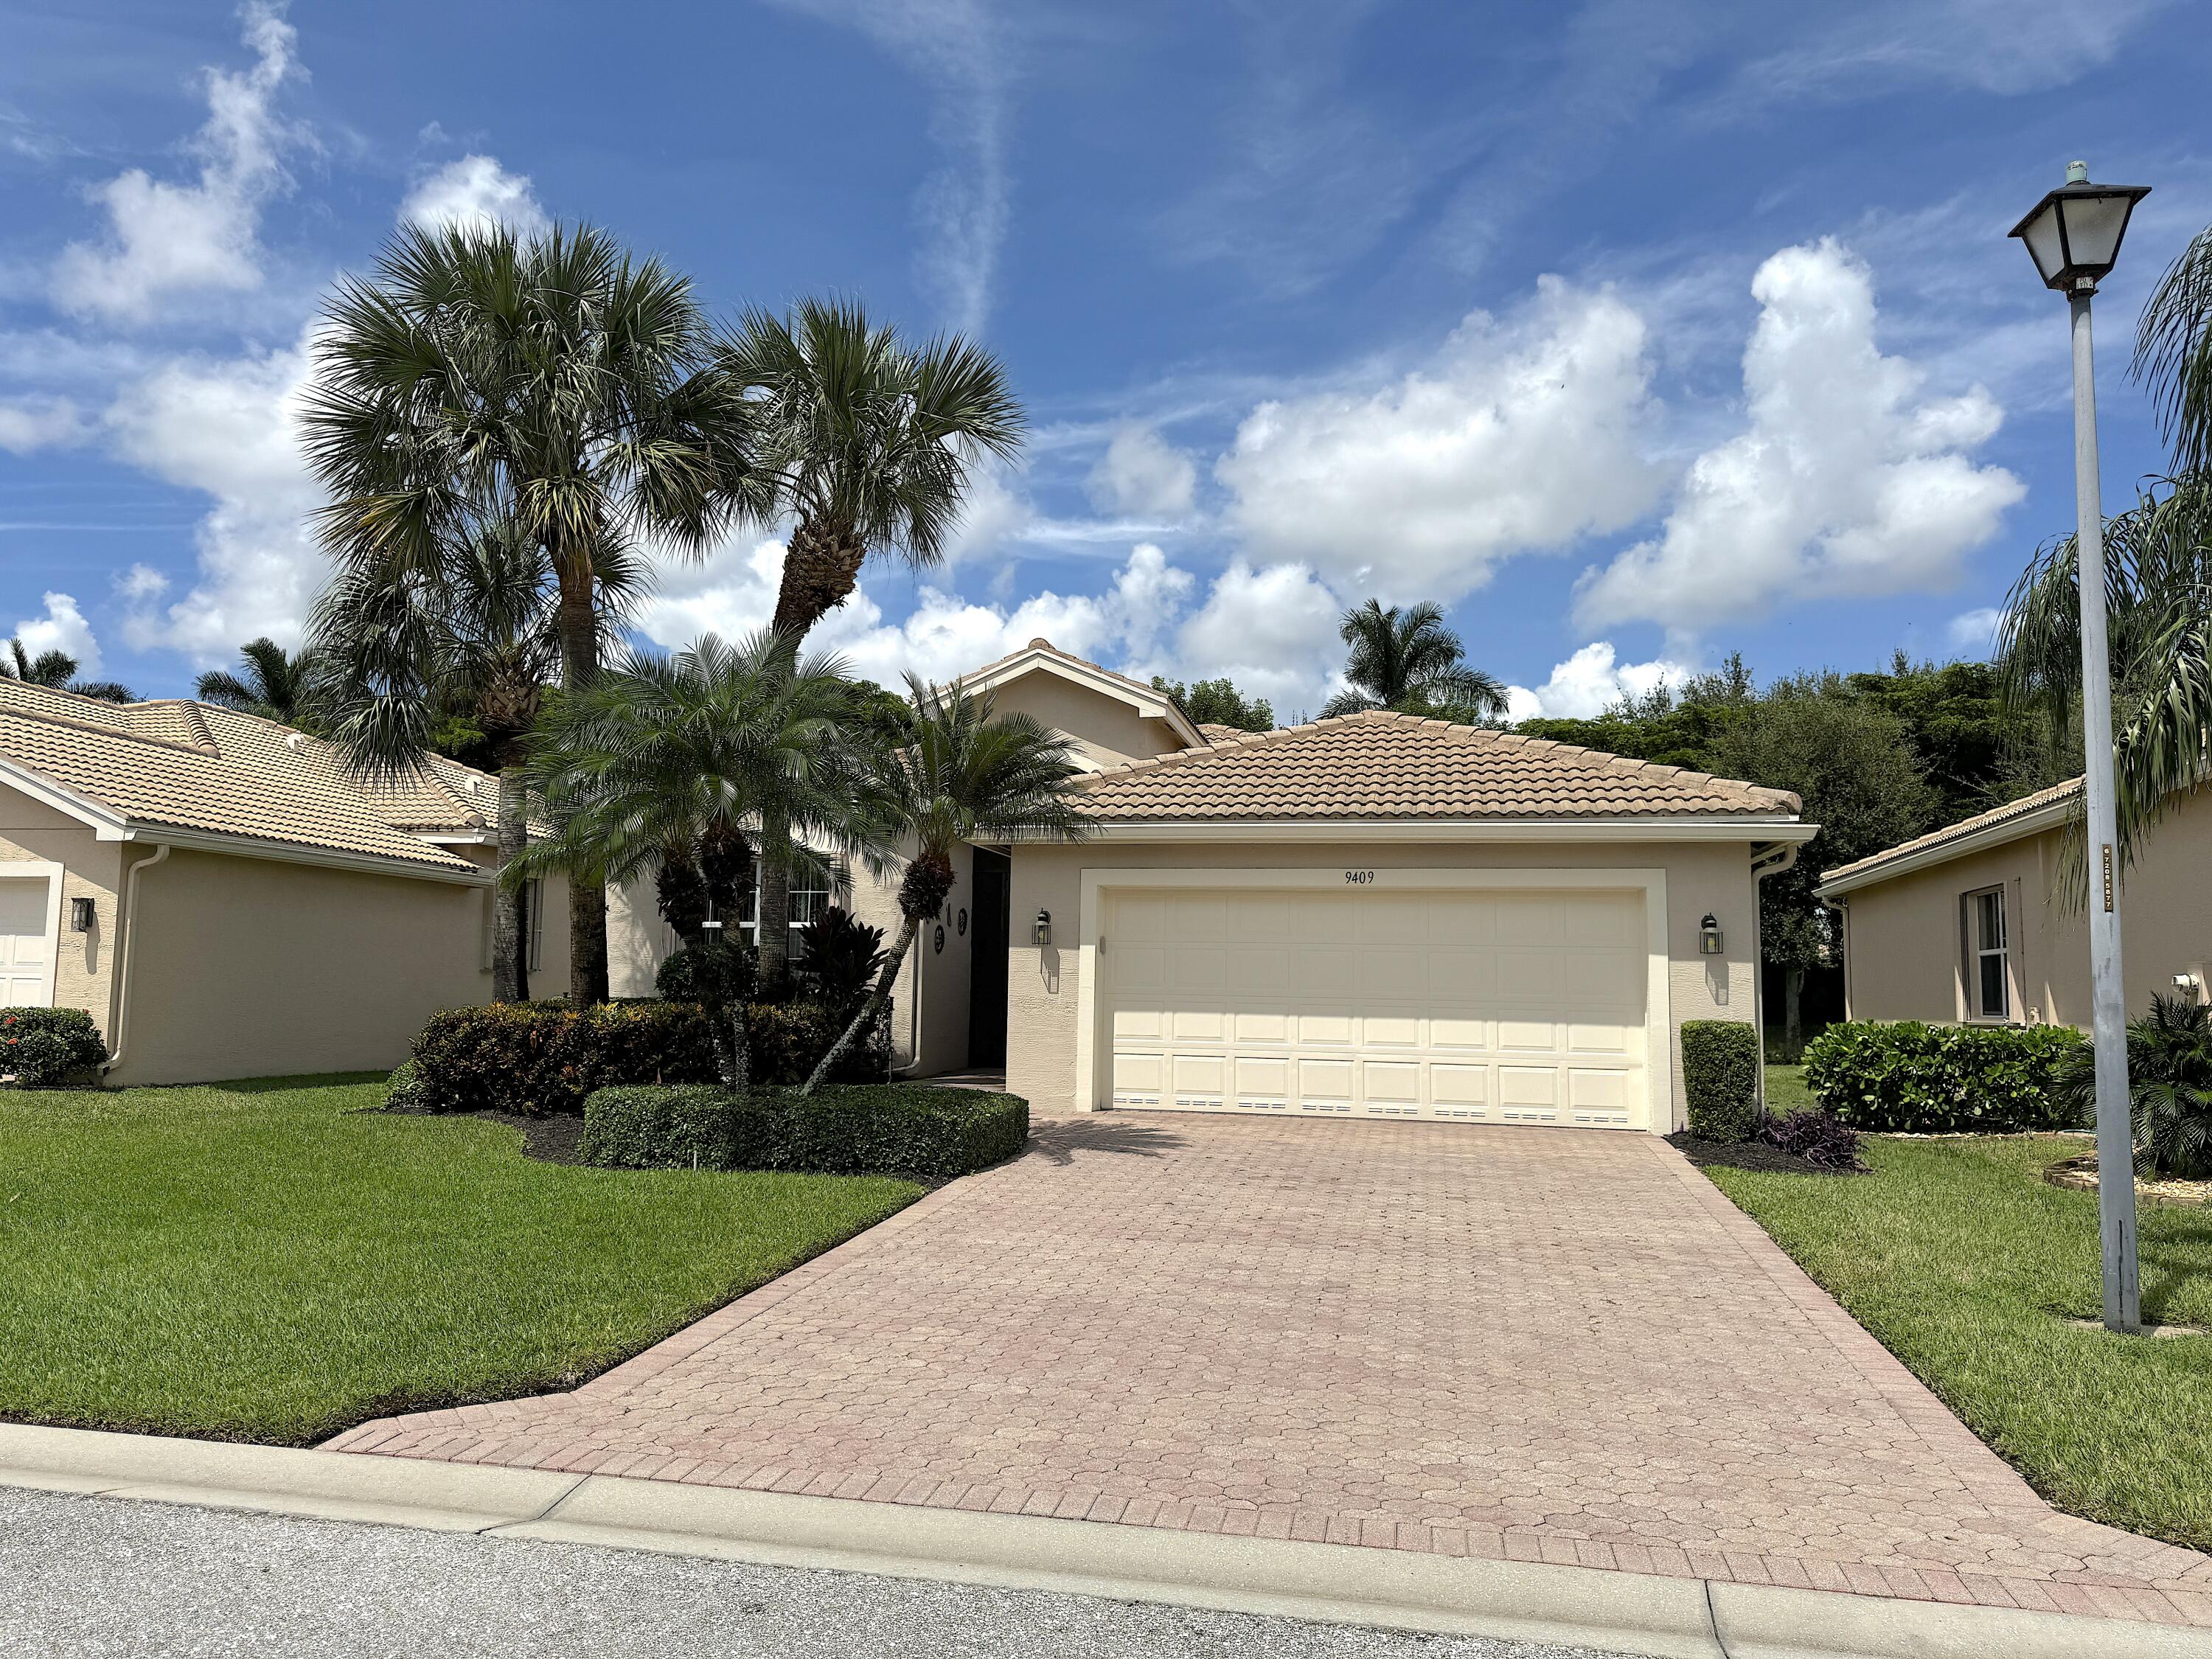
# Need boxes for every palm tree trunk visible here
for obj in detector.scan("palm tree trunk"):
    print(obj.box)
[771,515,867,636]
[756,810,791,999]
[724,1003,750,1093]
[493,765,529,1002]
[802,913,917,1094]
[554,560,610,1005]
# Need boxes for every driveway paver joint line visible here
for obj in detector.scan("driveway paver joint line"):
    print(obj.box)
[330,1113,2212,1630]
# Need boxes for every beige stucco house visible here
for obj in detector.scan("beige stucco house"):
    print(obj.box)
[1815,777,2212,1028]
[0,678,567,1085]
[608,639,1818,1135]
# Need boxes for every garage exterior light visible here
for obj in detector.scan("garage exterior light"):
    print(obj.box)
[1697,914,1723,955]
[1034,908,1051,947]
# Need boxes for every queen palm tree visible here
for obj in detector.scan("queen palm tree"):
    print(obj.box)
[514,632,873,1085]
[1,639,134,703]
[803,679,1089,1093]
[314,521,644,1000]
[195,638,321,727]
[1321,599,1508,721]
[301,220,764,1003]
[714,297,1023,995]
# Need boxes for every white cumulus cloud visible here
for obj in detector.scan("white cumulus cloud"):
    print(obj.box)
[1947,605,2004,655]
[1088,424,1197,521]
[1575,239,2025,636]
[13,592,102,673]
[1504,641,1689,721]
[1172,559,1346,717]
[1215,277,1663,604]
[399,154,548,236]
[52,1,302,322]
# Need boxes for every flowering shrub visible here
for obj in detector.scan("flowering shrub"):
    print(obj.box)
[0,1007,109,1088]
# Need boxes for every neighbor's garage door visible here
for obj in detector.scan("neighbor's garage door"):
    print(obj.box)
[1103,887,1649,1130]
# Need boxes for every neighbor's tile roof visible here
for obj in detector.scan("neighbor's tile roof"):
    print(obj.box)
[0,678,483,872]
[1197,722,1253,744]
[1819,776,2084,886]
[1071,710,1801,821]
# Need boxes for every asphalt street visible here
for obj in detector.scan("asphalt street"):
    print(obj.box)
[0,1484,1655,1659]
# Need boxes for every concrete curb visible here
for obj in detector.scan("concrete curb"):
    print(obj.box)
[2,1423,2205,1659]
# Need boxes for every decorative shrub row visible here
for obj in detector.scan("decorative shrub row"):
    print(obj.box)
[1680,1020,1761,1141]
[401,999,890,1118]
[1802,1020,2086,1133]
[580,1083,1029,1182]
[0,1007,108,1088]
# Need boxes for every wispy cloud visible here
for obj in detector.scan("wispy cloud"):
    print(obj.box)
[771,0,1015,334]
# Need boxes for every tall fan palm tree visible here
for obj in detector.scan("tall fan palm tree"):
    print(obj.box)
[515,632,873,1085]
[195,638,321,727]
[1321,599,1508,721]
[1,639,133,703]
[803,679,1089,1094]
[1996,476,2212,893]
[301,220,764,1003]
[714,297,1023,995]
[314,522,644,1000]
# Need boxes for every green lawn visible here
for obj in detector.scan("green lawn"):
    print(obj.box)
[1762,1062,1816,1114]
[1708,1084,2212,1551]
[0,1076,920,1446]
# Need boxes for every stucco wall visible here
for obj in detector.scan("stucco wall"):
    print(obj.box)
[0,788,124,1032]
[1005,839,1764,1129]
[110,847,495,1085]
[984,670,1184,769]
[847,841,975,1076]
[1838,786,2212,1027]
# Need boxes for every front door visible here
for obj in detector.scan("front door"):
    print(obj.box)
[0,877,52,1007]
[967,849,1011,1068]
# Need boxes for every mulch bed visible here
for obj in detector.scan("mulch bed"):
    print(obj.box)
[2045,1152,2212,1208]
[1666,1132,1860,1178]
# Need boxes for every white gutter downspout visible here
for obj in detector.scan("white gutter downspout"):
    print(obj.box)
[100,843,170,1077]
[1750,841,1802,1119]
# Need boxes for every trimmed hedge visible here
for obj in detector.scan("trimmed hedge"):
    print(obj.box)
[1802,1020,2086,1133]
[0,1006,108,1088]
[1681,1020,1761,1141]
[405,998,892,1118]
[580,1083,1029,1182]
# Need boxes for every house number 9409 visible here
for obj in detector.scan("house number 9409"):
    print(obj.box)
[1343,870,1376,885]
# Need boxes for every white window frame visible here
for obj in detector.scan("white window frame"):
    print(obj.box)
[1962,884,2009,1023]
[736,860,844,945]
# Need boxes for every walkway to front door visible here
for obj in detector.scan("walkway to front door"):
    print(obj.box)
[329,1116,2212,1629]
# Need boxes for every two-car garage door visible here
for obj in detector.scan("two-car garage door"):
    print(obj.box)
[1102,886,1652,1130]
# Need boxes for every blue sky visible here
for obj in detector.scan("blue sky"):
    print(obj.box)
[1,0,2207,717]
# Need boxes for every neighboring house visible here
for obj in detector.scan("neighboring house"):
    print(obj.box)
[611,639,1815,1133]
[0,678,567,1085]
[1816,777,2212,1028]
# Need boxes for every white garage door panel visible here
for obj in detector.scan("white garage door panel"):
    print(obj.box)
[1105,886,1649,1131]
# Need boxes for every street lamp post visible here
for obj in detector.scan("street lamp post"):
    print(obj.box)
[2009,161,2153,1335]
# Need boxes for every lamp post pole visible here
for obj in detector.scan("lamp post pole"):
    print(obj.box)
[2067,277,2140,1335]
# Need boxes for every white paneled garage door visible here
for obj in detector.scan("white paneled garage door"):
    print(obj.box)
[1102,886,1651,1130]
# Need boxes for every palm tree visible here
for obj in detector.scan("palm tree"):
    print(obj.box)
[1321,599,1508,722]
[802,679,1089,1093]
[300,220,763,1004]
[1996,476,2212,893]
[195,638,321,726]
[515,632,873,1086]
[1,639,133,703]
[714,297,1023,995]
[315,522,643,1001]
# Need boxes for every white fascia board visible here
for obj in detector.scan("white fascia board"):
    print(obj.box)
[1019,816,1818,844]
[962,650,1206,750]
[119,825,492,886]
[1814,798,2075,899]
[417,832,495,846]
[0,757,131,839]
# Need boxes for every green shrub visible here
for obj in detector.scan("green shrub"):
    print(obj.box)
[0,1007,108,1088]
[581,1083,1029,1181]
[2055,995,2212,1177]
[746,1000,888,1087]
[1681,1020,1761,1141]
[1803,1020,2086,1133]
[409,1001,720,1117]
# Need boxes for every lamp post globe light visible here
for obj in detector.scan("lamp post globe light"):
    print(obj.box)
[2008,161,2152,1335]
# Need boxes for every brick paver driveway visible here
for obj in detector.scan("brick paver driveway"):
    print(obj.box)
[331,1116,2212,1629]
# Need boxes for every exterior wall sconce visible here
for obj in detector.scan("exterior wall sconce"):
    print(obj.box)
[2174,970,2203,998]
[69,897,95,933]
[1697,914,1723,956]
[1033,908,1051,947]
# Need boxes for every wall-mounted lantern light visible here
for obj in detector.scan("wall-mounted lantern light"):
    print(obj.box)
[1697,914,1723,956]
[70,897,95,933]
[1034,908,1051,947]
[2175,970,2202,997]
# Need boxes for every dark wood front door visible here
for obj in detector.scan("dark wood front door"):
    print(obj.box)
[967,847,1012,1068]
